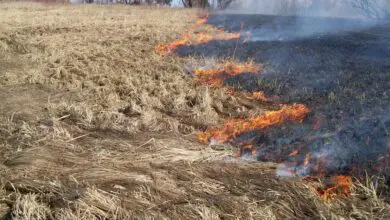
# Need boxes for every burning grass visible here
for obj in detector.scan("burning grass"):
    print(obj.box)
[194,61,262,86]
[156,16,241,56]
[0,2,389,219]
[181,16,365,202]
[302,175,353,200]
[197,104,309,144]
[318,175,353,199]
[156,32,241,56]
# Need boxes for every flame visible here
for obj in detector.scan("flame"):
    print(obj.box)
[304,152,312,166]
[197,104,310,144]
[159,15,354,202]
[156,14,241,56]
[156,31,240,56]
[194,61,262,86]
[197,32,213,43]
[252,149,257,156]
[289,150,299,157]
[226,89,271,102]
[155,34,191,56]
[316,175,352,200]
[236,144,257,158]
[217,32,241,40]
[246,91,269,102]
[196,17,208,25]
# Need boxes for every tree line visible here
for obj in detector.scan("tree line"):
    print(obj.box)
[181,0,390,19]
[80,0,389,20]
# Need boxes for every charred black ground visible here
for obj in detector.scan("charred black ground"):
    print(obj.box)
[177,14,390,178]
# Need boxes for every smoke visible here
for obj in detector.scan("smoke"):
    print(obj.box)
[220,0,383,41]
[227,0,359,17]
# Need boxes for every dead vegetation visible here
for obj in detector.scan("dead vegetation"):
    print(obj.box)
[0,2,389,219]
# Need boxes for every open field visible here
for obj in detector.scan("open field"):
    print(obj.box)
[0,2,390,219]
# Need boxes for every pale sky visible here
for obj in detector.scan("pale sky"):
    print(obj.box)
[172,0,183,7]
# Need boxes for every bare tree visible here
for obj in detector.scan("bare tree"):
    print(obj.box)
[181,0,192,7]
[217,0,234,9]
[277,0,298,14]
[348,0,390,19]
[181,0,208,8]
[155,0,172,5]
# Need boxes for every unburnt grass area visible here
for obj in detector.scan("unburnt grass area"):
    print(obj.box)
[0,2,389,219]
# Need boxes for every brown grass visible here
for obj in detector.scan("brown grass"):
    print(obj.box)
[0,2,389,219]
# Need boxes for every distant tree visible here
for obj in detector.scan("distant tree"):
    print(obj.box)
[277,0,298,14]
[217,0,234,9]
[156,0,172,5]
[183,0,189,7]
[181,0,209,8]
[131,0,141,4]
[348,0,390,19]
[181,0,191,7]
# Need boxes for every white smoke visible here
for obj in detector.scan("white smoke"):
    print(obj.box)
[227,0,361,18]
[214,0,385,42]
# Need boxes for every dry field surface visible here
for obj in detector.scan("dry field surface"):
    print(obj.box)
[0,2,389,219]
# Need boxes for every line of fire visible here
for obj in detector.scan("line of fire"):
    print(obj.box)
[156,11,390,200]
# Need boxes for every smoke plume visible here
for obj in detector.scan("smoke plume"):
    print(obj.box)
[216,0,385,41]
[228,0,359,17]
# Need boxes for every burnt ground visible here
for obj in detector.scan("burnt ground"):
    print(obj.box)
[176,14,390,178]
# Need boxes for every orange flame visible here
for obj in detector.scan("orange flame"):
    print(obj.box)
[197,104,310,144]
[156,32,241,56]
[216,32,241,40]
[289,150,299,157]
[156,14,241,56]
[196,17,208,25]
[226,89,271,102]
[304,152,312,166]
[155,34,191,56]
[247,91,269,102]
[317,175,352,200]
[197,32,213,43]
[194,61,262,86]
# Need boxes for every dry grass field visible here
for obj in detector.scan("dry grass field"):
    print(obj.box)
[0,2,390,219]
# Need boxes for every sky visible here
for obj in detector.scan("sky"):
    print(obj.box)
[172,0,183,7]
